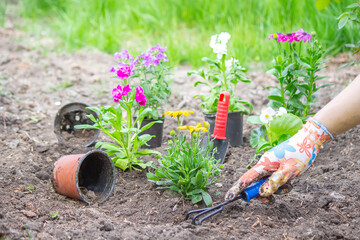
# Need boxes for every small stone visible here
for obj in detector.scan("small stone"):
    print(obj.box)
[100,221,114,231]
[330,191,345,200]
[36,171,50,180]
[215,183,223,188]
[55,101,61,106]
[37,146,49,153]
[22,210,37,218]
[8,139,20,149]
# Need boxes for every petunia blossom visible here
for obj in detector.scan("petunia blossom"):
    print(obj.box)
[295,29,312,42]
[135,86,147,106]
[260,107,276,124]
[112,84,132,102]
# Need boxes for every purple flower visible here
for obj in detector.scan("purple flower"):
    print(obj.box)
[150,44,166,53]
[295,29,312,42]
[139,51,156,68]
[135,86,147,106]
[116,63,134,79]
[114,50,134,61]
[109,67,116,73]
[112,84,132,102]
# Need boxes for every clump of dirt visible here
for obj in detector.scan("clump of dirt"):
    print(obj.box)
[1,24,360,239]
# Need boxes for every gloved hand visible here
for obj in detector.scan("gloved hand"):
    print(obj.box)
[225,118,333,202]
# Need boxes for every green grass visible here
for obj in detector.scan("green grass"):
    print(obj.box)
[17,0,360,68]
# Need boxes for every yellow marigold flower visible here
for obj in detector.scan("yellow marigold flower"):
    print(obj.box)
[180,110,194,117]
[177,123,208,134]
[203,121,210,130]
[164,110,194,118]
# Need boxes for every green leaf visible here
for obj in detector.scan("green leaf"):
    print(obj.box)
[250,126,266,148]
[146,172,160,181]
[346,3,360,9]
[201,191,212,207]
[269,114,303,142]
[268,95,285,103]
[191,194,202,204]
[187,189,202,196]
[74,124,98,130]
[95,142,122,152]
[338,15,349,29]
[247,115,262,125]
[315,0,331,11]
[136,149,161,156]
[155,168,168,178]
[114,158,129,171]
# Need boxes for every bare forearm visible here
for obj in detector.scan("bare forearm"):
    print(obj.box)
[314,74,360,136]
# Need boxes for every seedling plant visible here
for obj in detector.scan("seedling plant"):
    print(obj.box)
[267,29,331,121]
[75,48,167,171]
[189,32,253,114]
[147,111,223,206]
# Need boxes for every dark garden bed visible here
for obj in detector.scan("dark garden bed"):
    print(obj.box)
[1,27,360,240]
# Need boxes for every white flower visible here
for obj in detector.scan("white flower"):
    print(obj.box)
[209,32,231,59]
[225,58,240,71]
[260,107,276,124]
[276,107,287,116]
[218,32,231,42]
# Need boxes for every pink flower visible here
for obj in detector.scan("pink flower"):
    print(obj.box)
[278,33,298,43]
[112,85,132,102]
[295,29,312,42]
[116,63,134,79]
[135,86,147,106]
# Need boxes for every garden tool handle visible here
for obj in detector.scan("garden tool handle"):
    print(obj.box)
[241,177,268,202]
[211,92,230,140]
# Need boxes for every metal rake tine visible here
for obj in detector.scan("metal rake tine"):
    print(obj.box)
[197,206,224,225]
[185,208,209,220]
[191,201,230,225]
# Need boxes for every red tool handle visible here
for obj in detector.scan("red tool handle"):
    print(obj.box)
[211,92,230,140]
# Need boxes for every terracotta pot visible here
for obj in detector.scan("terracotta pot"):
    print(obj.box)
[52,150,116,204]
[54,102,100,147]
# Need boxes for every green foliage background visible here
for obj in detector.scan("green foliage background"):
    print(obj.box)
[15,0,360,67]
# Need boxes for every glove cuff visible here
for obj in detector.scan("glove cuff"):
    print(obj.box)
[309,117,334,140]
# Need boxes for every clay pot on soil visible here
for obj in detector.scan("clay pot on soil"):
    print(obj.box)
[52,150,116,204]
[136,117,165,148]
[203,111,244,146]
[54,102,100,147]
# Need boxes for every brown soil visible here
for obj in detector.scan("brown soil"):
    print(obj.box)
[1,23,360,239]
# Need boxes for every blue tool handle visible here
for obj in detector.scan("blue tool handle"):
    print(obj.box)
[241,177,268,202]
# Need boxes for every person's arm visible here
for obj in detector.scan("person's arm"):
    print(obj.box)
[225,74,360,201]
[314,74,360,136]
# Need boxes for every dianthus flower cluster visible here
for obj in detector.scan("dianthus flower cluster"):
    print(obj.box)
[268,29,312,43]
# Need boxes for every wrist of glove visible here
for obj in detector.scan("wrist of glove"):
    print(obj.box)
[225,118,333,201]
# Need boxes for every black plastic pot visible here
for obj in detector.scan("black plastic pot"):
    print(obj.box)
[203,111,244,147]
[54,102,100,147]
[137,117,164,148]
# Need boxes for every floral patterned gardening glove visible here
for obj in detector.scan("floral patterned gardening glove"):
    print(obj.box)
[225,118,334,203]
